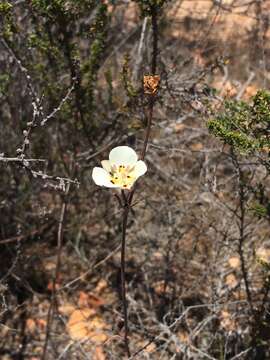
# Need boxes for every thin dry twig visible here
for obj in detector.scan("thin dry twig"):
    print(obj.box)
[41,183,70,360]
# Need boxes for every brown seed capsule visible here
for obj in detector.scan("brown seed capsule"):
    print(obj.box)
[143,75,160,95]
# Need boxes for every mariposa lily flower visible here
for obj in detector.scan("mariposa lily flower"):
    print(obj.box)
[92,146,147,190]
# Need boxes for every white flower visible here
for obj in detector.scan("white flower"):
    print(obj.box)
[92,146,147,190]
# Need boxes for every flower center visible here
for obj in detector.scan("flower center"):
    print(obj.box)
[110,165,135,189]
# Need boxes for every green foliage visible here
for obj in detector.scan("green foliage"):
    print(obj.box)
[0,0,115,165]
[25,1,111,133]
[31,0,66,19]
[0,1,15,38]
[28,34,59,58]
[208,90,270,155]
[252,89,270,123]
[122,54,138,98]
[84,4,109,115]
[0,1,12,13]
[249,203,269,218]
[121,54,145,132]
[32,0,97,20]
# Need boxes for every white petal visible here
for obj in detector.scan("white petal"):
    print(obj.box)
[101,160,111,172]
[109,146,137,166]
[92,167,117,188]
[134,160,147,178]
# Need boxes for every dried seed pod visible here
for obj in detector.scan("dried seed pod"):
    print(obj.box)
[143,75,160,95]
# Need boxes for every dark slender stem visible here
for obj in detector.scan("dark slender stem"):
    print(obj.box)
[151,5,158,75]
[140,5,158,161]
[231,152,254,315]
[238,178,254,314]
[119,6,159,358]
[121,195,131,357]
[41,184,70,360]
[141,97,154,161]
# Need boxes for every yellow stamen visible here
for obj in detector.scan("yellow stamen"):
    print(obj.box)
[109,164,135,189]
